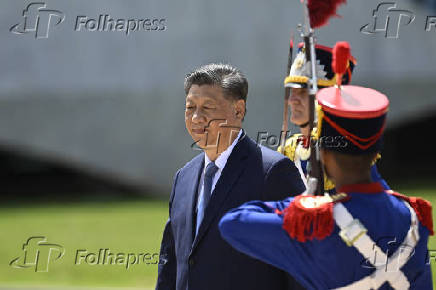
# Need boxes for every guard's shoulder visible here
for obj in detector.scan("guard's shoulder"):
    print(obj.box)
[259,144,291,174]
[260,143,287,161]
[244,136,289,172]
[277,133,304,161]
[296,193,348,208]
[281,193,348,242]
[387,190,434,235]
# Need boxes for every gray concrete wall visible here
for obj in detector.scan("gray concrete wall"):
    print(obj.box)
[0,0,435,195]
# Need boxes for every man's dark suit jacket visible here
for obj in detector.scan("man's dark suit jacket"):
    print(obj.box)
[156,134,306,290]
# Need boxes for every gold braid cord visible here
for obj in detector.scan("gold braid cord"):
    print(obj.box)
[278,132,335,191]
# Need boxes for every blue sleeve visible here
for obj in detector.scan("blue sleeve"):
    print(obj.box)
[371,164,391,190]
[219,199,298,273]
[409,263,433,290]
[264,158,306,201]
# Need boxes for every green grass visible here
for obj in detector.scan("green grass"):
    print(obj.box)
[1,185,435,288]
[0,200,168,288]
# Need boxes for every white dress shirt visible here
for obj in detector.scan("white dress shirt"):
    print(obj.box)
[195,129,243,232]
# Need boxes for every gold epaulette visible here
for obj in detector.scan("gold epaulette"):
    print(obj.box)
[282,192,348,242]
[298,192,347,209]
[277,133,302,161]
[278,132,336,191]
[330,192,348,202]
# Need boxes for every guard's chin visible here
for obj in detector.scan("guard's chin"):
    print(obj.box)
[292,119,306,127]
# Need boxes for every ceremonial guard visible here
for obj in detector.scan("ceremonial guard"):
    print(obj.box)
[278,42,389,192]
[219,42,433,289]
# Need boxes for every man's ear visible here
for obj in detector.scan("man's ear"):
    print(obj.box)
[234,99,246,120]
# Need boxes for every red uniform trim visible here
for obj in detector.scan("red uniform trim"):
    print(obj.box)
[387,191,434,236]
[298,42,333,52]
[282,196,335,242]
[322,113,386,150]
[337,182,385,194]
[317,86,389,119]
[297,42,357,63]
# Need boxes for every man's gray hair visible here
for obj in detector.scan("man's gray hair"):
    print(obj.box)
[184,63,248,104]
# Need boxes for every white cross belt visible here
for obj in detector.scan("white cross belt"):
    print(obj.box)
[333,201,419,290]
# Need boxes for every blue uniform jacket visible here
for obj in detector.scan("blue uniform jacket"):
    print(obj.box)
[300,158,390,194]
[219,182,432,290]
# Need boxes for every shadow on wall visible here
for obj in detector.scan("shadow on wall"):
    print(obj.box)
[376,112,436,187]
[0,146,151,204]
[1,111,435,203]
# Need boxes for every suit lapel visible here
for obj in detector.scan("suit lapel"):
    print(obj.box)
[185,153,204,245]
[191,134,250,253]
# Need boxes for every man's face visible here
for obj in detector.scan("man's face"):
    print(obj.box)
[289,87,310,126]
[185,84,244,153]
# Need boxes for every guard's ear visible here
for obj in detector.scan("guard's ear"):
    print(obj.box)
[234,99,245,120]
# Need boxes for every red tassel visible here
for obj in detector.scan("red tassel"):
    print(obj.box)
[308,0,347,28]
[388,191,434,236]
[332,42,351,75]
[282,196,335,242]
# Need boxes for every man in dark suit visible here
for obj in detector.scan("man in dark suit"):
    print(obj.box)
[156,63,306,290]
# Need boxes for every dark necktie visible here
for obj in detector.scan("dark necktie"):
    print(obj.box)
[196,162,219,235]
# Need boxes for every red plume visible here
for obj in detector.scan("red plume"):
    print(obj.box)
[308,0,347,28]
[332,41,351,86]
[332,41,351,75]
